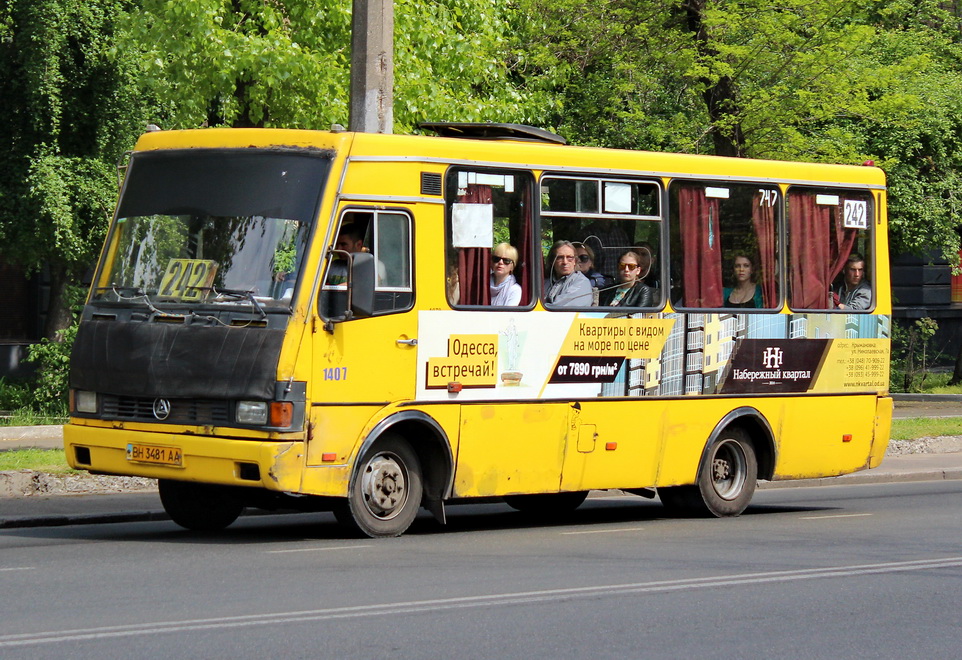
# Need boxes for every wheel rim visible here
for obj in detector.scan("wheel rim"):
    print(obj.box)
[359,452,408,520]
[710,439,747,501]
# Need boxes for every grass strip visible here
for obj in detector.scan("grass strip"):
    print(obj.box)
[890,417,962,441]
[0,449,76,474]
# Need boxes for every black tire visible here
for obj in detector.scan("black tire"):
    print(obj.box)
[336,434,423,538]
[158,479,244,531]
[657,484,701,516]
[659,427,758,517]
[504,491,589,516]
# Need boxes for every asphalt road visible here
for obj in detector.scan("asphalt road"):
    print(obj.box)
[2,480,961,659]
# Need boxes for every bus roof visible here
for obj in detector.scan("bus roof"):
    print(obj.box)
[133,127,886,189]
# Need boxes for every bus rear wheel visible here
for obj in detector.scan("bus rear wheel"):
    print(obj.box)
[659,428,757,517]
[335,434,423,538]
[158,479,244,531]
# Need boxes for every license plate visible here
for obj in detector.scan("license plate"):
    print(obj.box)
[126,443,183,467]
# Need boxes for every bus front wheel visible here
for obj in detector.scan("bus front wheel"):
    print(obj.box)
[659,428,757,517]
[158,479,244,531]
[335,434,423,538]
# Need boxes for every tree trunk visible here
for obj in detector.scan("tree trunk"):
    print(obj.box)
[682,0,747,158]
[950,343,962,386]
[44,264,74,341]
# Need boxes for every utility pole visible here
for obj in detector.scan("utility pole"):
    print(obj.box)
[349,0,394,134]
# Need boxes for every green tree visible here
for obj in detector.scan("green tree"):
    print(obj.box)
[514,0,962,379]
[514,0,962,261]
[0,0,148,338]
[130,0,543,131]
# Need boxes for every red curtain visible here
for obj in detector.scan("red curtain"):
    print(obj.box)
[751,191,777,308]
[830,203,857,282]
[679,187,723,307]
[516,185,532,306]
[788,194,857,308]
[457,185,492,305]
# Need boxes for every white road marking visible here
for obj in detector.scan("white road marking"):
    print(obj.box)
[3,556,962,648]
[800,513,874,520]
[561,527,646,535]
[0,567,34,573]
[266,544,372,554]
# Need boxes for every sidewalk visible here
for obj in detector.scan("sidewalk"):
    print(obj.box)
[2,395,961,529]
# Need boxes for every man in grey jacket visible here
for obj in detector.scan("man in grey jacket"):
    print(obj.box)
[544,241,593,307]
[835,253,871,310]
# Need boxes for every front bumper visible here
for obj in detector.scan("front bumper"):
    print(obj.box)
[64,423,305,493]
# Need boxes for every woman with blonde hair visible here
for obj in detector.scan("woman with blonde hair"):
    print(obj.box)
[490,242,522,306]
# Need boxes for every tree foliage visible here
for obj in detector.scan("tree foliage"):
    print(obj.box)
[0,0,148,337]
[131,0,543,131]
[513,0,962,263]
[5,0,962,349]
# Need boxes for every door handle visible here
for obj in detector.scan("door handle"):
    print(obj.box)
[396,338,418,346]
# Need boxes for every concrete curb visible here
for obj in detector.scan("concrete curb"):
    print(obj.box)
[760,467,962,489]
[0,424,63,441]
[891,393,962,402]
[0,469,157,499]
[0,510,170,530]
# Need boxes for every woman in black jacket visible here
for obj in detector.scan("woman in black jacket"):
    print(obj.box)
[599,249,653,307]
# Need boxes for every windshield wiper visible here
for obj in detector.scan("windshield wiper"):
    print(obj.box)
[198,287,267,319]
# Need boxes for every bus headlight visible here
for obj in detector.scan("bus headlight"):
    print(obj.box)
[236,401,268,425]
[74,390,98,414]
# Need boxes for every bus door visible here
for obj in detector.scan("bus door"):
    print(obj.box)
[307,208,417,466]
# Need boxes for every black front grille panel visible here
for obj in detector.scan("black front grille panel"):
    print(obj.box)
[101,395,231,425]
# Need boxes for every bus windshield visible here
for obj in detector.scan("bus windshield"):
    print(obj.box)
[92,148,332,310]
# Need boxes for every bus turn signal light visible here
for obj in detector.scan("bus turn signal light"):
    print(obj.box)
[606,442,617,451]
[269,401,294,428]
[447,382,463,393]
[842,434,852,443]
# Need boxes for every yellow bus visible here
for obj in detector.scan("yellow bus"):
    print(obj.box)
[64,123,891,537]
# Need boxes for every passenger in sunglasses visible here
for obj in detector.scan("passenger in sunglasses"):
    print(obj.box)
[599,249,654,307]
[572,242,608,289]
[490,242,522,306]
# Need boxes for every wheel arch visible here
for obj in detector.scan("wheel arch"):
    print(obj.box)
[358,411,455,509]
[699,407,776,482]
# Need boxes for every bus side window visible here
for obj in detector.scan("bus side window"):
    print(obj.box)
[444,169,534,308]
[668,182,779,310]
[787,188,873,312]
[540,176,663,310]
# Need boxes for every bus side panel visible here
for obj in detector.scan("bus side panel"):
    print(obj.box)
[453,403,569,497]
[306,405,385,466]
[302,404,462,497]
[870,395,893,468]
[653,399,769,487]
[560,400,665,491]
[773,394,878,479]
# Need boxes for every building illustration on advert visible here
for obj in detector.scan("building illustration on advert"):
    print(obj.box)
[602,312,890,397]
